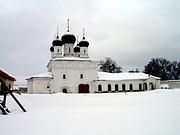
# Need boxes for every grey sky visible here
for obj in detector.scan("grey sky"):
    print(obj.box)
[0,0,180,85]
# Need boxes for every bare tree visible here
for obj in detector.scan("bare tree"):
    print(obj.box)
[99,57,122,73]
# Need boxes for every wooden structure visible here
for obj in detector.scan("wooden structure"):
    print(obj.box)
[0,69,26,115]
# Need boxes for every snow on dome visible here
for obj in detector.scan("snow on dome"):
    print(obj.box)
[26,72,52,79]
[97,72,160,81]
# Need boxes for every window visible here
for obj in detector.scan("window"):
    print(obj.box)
[98,85,102,91]
[139,84,142,90]
[108,84,111,91]
[80,74,83,79]
[84,50,86,53]
[69,47,71,52]
[115,84,119,91]
[63,74,66,79]
[57,49,59,52]
[130,84,133,91]
[122,84,126,91]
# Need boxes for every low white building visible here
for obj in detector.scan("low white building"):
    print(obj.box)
[27,25,160,94]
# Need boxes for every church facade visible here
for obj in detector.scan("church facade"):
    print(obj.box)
[26,25,160,94]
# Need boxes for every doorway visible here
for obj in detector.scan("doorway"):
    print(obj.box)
[78,84,89,93]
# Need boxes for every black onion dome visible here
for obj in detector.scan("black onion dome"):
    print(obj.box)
[74,45,80,52]
[52,36,63,46]
[50,46,54,52]
[61,32,76,44]
[79,37,89,47]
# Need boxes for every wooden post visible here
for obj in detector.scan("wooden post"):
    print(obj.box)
[0,78,26,113]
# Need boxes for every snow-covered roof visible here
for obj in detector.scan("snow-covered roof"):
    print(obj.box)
[0,68,16,81]
[26,72,52,80]
[52,57,91,61]
[97,72,160,81]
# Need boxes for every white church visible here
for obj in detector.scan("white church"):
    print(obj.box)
[27,22,160,94]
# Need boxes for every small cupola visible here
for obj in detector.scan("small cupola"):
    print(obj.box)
[61,19,76,44]
[52,35,63,46]
[79,28,89,47]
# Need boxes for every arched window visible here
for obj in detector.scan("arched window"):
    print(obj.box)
[122,84,126,91]
[84,50,86,53]
[115,84,119,91]
[143,83,147,90]
[130,84,133,91]
[98,84,102,91]
[63,74,66,79]
[80,74,83,79]
[108,84,111,91]
[139,84,142,90]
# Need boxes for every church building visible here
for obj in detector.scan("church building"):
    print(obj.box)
[26,21,160,94]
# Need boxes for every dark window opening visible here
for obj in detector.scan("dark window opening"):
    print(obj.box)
[63,74,66,79]
[130,84,133,91]
[80,74,83,79]
[139,84,142,90]
[115,84,119,91]
[122,84,126,91]
[98,84,102,91]
[108,84,111,91]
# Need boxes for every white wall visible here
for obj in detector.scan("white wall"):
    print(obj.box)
[48,59,97,93]
[161,80,180,89]
[27,79,33,94]
[27,78,52,94]
[95,78,160,92]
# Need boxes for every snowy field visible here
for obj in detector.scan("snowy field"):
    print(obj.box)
[0,89,180,135]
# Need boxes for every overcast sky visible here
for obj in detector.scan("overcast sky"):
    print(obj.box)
[0,0,180,85]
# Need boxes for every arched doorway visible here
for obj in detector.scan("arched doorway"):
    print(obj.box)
[98,84,102,91]
[108,84,111,92]
[139,84,142,90]
[143,83,148,90]
[62,88,67,93]
[149,83,154,90]
[78,84,89,93]
[129,84,133,91]
[122,84,126,92]
[115,84,119,91]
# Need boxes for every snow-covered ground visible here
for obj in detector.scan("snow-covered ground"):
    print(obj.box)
[0,89,180,135]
